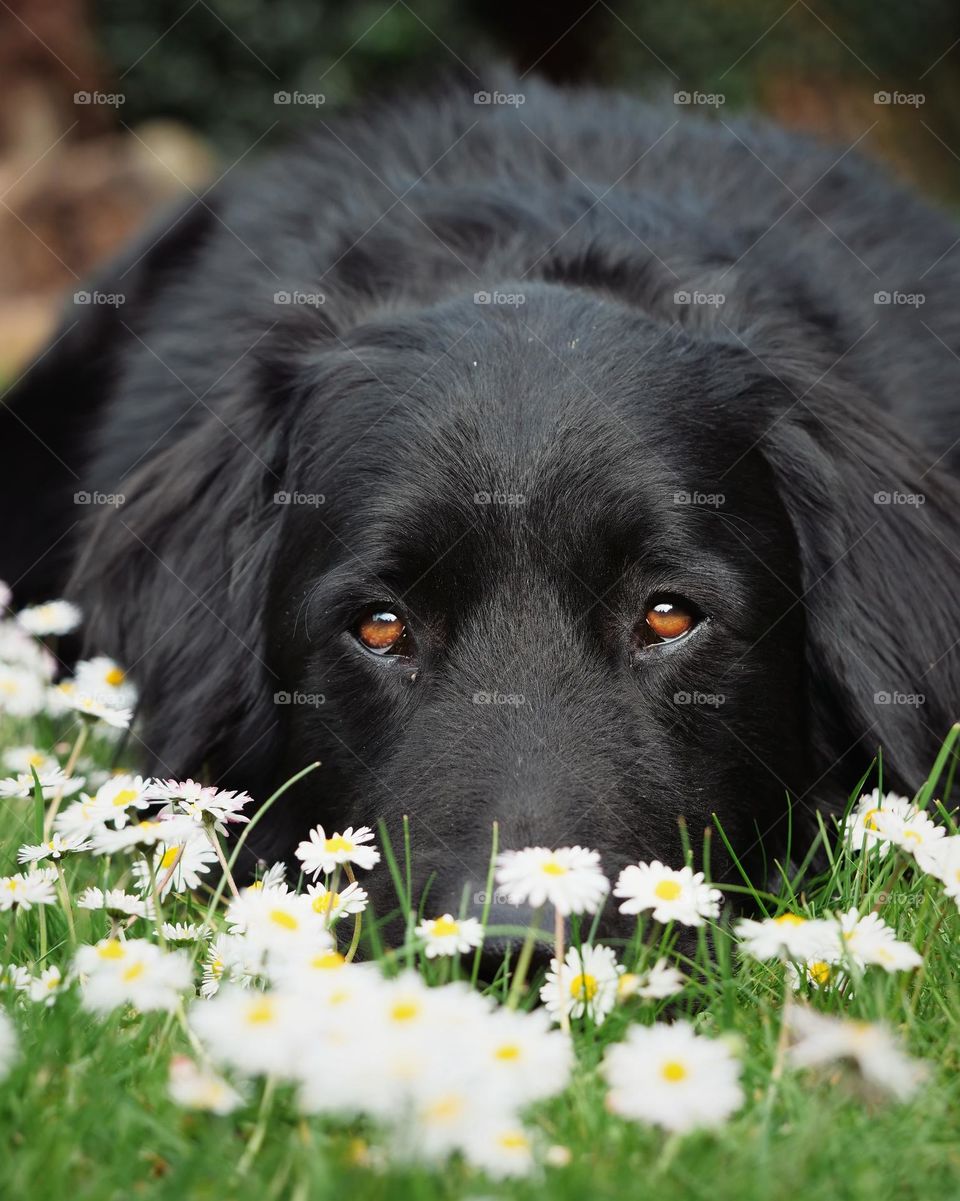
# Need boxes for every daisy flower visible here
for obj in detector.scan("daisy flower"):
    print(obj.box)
[146,779,252,834]
[16,599,82,637]
[0,664,46,718]
[0,1011,17,1081]
[190,986,307,1076]
[734,913,839,962]
[495,846,609,915]
[478,1006,573,1104]
[3,746,59,776]
[916,834,960,896]
[306,880,369,923]
[17,832,90,864]
[91,815,196,855]
[838,909,922,973]
[0,767,84,800]
[76,887,152,920]
[168,1055,244,1115]
[226,884,329,957]
[785,1006,928,1099]
[0,580,10,610]
[295,824,381,877]
[253,861,287,892]
[0,869,57,911]
[133,833,218,899]
[540,943,622,1025]
[618,957,687,1001]
[459,1122,536,1179]
[73,656,138,710]
[28,965,65,1006]
[0,965,31,992]
[614,860,722,926]
[415,913,484,958]
[161,922,207,943]
[603,1020,744,1132]
[201,933,255,999]
[844,789,944,858]
[75,938,192,1014]
[64,690,132,729]
[89,775,153,828]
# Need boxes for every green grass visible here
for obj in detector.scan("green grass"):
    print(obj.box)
[1,705,959,1201]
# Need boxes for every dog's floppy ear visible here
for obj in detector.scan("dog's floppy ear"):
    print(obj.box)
[758,374,960,798]
[0,197,220,604]
[70,385,288,791]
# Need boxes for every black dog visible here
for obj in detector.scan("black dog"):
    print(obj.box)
[2,75,958,932]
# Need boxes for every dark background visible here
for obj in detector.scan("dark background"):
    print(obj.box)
[3,0,959,372]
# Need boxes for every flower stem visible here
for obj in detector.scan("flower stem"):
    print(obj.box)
[238,1074,276,1175]
[343,864,362,963]
[43,721,88,838]
[55,861,76,947]
[554,907,569,1034]
[506,906,543,1009]
[208,826,240,901]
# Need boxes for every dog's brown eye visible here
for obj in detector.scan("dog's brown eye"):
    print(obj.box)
[355,609,410,655]
[639,597,699,646]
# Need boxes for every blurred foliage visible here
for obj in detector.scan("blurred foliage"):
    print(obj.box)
[90,0,960,198]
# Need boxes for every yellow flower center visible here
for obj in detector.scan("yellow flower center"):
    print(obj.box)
[121,962,145,983]
[494,1042,522,1061]
[541,859,567,876]
[654,878,682,902]
[323,835,353,855]
[112,788,138,808]
[104,667,126,686]
[661,1059,688,1083]
[97,940,126,960]
[424,1094,463,1124]
[27,753,45,767]
[863,807,882,831]
[390,999,421,1023]
[808,961,833,986]
[902,828,922,844]
[569,972,597,1001]
[431,916,460,937]
[159,846,181,870]
[310,951,345,971]
[245,999,276,1025]
[774,913,806,926]
[498,1132,530,1151]
[269,908,299,931]
[4,879,20,892]
[312,891,340,914]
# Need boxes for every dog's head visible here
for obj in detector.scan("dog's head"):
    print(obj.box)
[60,263,958,929]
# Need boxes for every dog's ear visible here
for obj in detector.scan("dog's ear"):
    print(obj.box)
[0,197,220,603]
[758,374,960,798]
[70,384,288,791]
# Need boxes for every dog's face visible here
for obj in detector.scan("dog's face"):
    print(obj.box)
[263,287,809,920]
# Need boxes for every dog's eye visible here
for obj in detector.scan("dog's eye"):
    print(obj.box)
[638,596,699,647]
[355,608,411,656]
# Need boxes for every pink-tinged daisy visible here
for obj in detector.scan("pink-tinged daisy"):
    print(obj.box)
[495,846,609,915]
[146,778,252,833]
[614,860,721,926]
[295,825,381,877]
[603,1020,744,1131]
[415,913,484,958]
[540,943,622,1025]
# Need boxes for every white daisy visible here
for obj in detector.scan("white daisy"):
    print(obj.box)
[295,824,381,877]
[201,932,255,999]
[495,845,609,915]
[306,880,369,923]
[838,909,922,973]
[459,1122,536,1179]
[734,913,840,962]
[0,767,84,801]
[168,1055,244,1115]
[254,861,288,892]
[132,834,218,899]
[161,922,207,943]
[478,1006,573,1104]
[91,815,196,855]
[64,690,132,729]
[16,599,82,637]
[89,775,152,828]
[17,832,90,864]
[0,869,57,911]
[603,1019,744,1131]
[0,664,46,718]
[0,1011,17,1081]
[75,938,192,1014]
[28,965,65,1006]
[785,1006,928,1099]
[3,747,59,777]
[0,965,31,991]
[415,913,484,958]
[225,884,329,958]
[618,957,687,1001]
[614,860,722,926]
[0,580,10,610]
[190,986,307,1076]
[916,834,960,895]
[76,887,152,919]
[73,656,138,710]
[844,789,944,858]
[540,943,622,1025]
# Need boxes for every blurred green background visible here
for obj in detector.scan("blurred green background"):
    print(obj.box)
[3,0,960,370]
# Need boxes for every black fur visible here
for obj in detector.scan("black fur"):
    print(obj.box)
[2,75,959,933]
